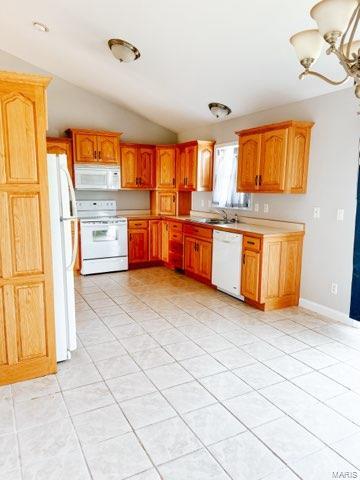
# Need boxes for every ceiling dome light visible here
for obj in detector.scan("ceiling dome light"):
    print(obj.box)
[33,21,49,32]
[108,38,140,63]
[208,102,232,119]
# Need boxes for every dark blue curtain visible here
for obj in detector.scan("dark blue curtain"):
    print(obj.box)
[350,164,360,321]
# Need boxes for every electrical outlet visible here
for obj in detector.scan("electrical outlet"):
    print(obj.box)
[331,283,338,296]
[208,200,212,208]
[337,209,344,222]
[200,199,205,208]
[263,203,269,213]
[254,203,259,212]
[313,207,321,219]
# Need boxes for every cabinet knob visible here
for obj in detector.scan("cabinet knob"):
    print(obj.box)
[259,175,262,186]
[94,151,97,160]
[255,175,258,186]
[98,151,101,160]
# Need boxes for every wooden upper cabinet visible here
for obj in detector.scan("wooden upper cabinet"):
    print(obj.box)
[236,121,314,194]
[47,137,73,179]
[259,129,288,192]
[74,133,97,163]
[121,144,155,189]
[197,142,214,191]
[138,147,155,188]
[156,146,176,190]
[67,129,121,165]
[121,145,138,188]
[176,141,215,192]
[237,134,261,192]
[97,135,119,163]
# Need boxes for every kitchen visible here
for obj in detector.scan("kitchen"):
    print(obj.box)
[1,1,360,479]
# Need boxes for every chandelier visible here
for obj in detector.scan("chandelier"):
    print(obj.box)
[290,0,360,98]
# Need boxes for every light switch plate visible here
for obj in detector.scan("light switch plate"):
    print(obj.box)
[313,207,321,219]
[254,203,259,212]
[337,209,344,222]
[263,203,269,213]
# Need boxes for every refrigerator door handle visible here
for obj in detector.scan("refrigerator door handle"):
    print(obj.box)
[60,166,79,271]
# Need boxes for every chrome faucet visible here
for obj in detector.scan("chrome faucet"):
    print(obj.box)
[219,209,229,222]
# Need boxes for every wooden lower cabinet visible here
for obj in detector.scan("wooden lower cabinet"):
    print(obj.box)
[149,220,162,261]
[168,222,184,269]
[241,250,260,301]
[241,233,304,311]
[128,219,163,267]
[161,221,170,262]
[129,228,149,264]
[184,227,213,284]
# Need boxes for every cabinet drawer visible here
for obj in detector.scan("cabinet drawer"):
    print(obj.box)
[129,220,149,229]
[170,231,183,243]
[243,236,261,252]
[169,222,183,233]
[184,224,212,240]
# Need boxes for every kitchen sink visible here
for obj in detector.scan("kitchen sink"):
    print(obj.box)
[191,218,234,225]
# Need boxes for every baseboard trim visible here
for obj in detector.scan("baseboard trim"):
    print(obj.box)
[299,298,359,328]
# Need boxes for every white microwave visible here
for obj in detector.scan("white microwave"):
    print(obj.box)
[74,164,121,190]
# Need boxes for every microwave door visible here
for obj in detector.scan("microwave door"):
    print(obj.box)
[75,169,108,190]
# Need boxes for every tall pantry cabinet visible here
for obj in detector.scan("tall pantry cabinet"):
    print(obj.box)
[0,71,56,385]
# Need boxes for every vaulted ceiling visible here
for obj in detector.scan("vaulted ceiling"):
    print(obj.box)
[0,0,349,132]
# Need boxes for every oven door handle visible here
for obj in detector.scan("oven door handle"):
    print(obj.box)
[60,166,79,271]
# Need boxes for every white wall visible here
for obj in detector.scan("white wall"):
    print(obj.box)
[0,49,177,211]
[179,88,359,317]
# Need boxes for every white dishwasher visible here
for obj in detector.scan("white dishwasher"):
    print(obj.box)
[212,230,244,300]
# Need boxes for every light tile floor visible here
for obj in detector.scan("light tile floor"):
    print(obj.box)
[2,267,360,480]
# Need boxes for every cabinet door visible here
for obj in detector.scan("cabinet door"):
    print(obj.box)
[156,147,176,189]
[149,220,161,261]
[97,135,119,163]
[241,250,260,301]
[259,129,288,192]
[0,77,56,385]
[129,229,149,263]
[184,145,197,191]
[121,146,138,188]
[197,240,212,281]
[184,237,198,273]
[237,134,261,192]
[138,147,155,189]
[161,221,170,262]
[176,146,187,190]
[47,138,74,180]
[197,144,213,191]
[158,192,176,215]
[75,133,97,163]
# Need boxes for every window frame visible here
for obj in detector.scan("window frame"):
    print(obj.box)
[211,141,252,211]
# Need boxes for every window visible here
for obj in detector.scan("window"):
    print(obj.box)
[212,143,251,209]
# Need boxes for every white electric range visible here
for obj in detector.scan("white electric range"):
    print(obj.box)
[76,200,128,275]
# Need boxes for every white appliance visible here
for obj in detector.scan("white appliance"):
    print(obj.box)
[74,164,120,190]
[47,154,78,362]
[77,200,128,275]
[212,230,244,300]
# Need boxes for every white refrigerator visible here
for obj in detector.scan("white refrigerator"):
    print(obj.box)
[47,154,78,362]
